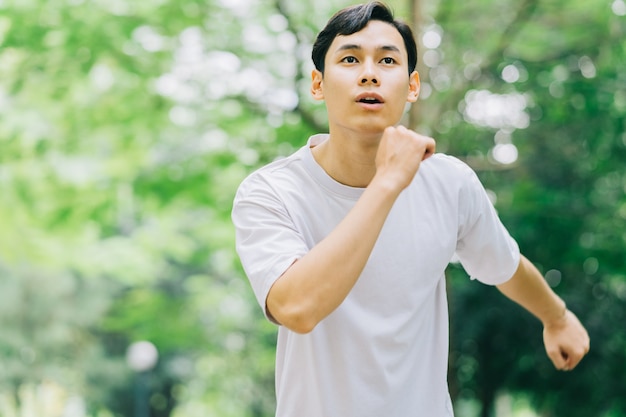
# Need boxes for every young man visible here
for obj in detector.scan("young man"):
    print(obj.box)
[232,2,590,416]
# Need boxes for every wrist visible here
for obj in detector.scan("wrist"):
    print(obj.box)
[369,172,407,197]
[368,176,400,198]
[542,300,568,328]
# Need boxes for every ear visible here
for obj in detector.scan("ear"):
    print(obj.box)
[407,71,420,103]
[310,69,324,101]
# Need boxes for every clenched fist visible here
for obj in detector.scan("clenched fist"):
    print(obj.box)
[374,126,436,192]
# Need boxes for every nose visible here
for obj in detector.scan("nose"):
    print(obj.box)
[359,60,379,85]
[360,76,378,85]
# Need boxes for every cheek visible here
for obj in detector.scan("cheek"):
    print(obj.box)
[393,84,412,103]
[321,81,348,105]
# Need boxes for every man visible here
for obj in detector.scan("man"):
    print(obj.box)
[232,2,590,416]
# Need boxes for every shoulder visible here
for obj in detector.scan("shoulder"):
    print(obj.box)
[418,153,478,189]
[235,148,308,197]
[423,153,474,176]
[247,148,306,180]
[408,153,490,212]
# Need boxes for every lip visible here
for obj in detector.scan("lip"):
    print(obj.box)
[355,92,385,103]
[355,92,385,111]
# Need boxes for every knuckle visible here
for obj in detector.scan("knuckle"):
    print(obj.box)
[384,126,396,135]
[546,347,560,357]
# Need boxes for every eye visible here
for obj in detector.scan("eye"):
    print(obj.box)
[341,56,358,64]
[381,57,396,64]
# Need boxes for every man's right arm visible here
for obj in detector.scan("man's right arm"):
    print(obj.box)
[266,127,435,333]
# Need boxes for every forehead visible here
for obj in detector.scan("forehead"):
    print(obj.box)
[328,20,407,56]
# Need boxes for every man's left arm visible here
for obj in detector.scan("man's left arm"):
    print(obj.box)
[496,255,590,370]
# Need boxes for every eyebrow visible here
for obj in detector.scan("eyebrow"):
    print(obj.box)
[335,44,402,54]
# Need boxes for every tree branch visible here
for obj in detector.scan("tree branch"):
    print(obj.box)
[414,0,540,171]
[274,0,327,132]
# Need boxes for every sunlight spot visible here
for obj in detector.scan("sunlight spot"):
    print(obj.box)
[612,0,626,15]
[238,148,259,166]
[218,0,252,12]
[423,50,440,68]
[133,26,166,52]
[491,143,518,165]
[239,67,273,101]
[177,26,204,66]
[494,129,512,144]
[485,189,497,205]
[431,67,451,91]
[464,90,529,130]
[267,14,288,32]
[89,64,114,91]
[552,64,569,82]
[169,106,197,127]
[0,87,8,111]
[97,0,129,15]
[578,56,596,79]
[422,30,442,49]
[243,24,275,53]
[545,269,562,287]
[419,82,432,100]
[592,283,606,300]
[613,280,626,301]
[614,90,626,112]
[201,129,229,152]
[463,64,481,81]
[570,93,586,110]
[277,31,297,52]
[43,30,66,47]
[48,154,103,185]
[501,65,520,83]
[579,232,595,248]
[583,257,599,275]
[268,88,298,111]
[219,295,249,320]
[225,332,246,352]
[220,100,243,118]
[155,73,196,102]
[0,17,11,46]
[549,81,564,98]
[126,341,158,372]
[619,202,626,219]
[208,50,241,74]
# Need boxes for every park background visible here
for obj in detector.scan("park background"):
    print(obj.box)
[0,0,624,416]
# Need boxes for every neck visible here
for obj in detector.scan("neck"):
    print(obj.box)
[311,130,381,188]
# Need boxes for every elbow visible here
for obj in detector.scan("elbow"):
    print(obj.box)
[267,300,319,334]
[285,316,318,334]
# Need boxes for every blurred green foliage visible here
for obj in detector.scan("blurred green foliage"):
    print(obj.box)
[0,0,624,416]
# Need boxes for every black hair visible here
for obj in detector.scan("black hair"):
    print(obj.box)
[311,2,418,75]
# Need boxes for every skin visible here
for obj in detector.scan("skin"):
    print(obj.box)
[265,20,589,371]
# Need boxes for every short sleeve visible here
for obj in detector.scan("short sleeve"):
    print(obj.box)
[455,168,520,285]
[232,173,309,322]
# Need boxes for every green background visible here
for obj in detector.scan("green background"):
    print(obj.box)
[0,0,624,416]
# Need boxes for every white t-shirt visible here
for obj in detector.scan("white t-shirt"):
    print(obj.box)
[232,134,520,417]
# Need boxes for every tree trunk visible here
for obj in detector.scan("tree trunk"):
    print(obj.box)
[480,390,495,417]
[409,0,427,130]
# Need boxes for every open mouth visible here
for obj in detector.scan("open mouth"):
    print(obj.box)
[359,97,382,104]
[356,93,384,105]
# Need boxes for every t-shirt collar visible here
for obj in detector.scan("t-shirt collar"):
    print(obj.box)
[301,134,366,200]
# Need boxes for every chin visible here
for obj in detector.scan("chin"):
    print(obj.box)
[350,126,388,139]
[356,121,395,133]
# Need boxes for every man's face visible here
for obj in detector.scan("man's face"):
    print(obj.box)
[311,20,420,136]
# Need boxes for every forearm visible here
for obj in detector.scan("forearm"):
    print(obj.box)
[498,255,590,370]
[266,177,401,333]
[496,255,566,326]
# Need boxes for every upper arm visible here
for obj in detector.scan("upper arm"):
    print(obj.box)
[232,177,308,322]
[454,168,520,285]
